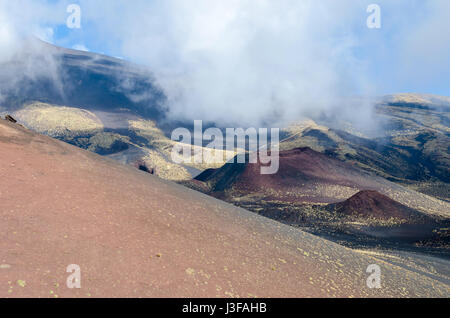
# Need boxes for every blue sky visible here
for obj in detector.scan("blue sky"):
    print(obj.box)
[40,0,449,98]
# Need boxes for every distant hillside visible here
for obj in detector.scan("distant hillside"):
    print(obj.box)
[195,147,449,217]
[331,190,424,220]
[190,148,449,254]
[278,95,450,201]
[280,98,450,184]
[321,190,450,246]
[0,41,241,180]
[1,41,448,200]
[0,39,166,120]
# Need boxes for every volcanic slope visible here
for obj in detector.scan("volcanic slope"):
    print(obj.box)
[0,40,237,181]
[279,94,450,200]
[1,119,449,297]
[324,190,449,245]
[331,190,428,220]
[195,148,449,217]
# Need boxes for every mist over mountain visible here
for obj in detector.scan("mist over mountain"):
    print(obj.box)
[0,40,448,185]
[0,40,166,122]
[2,0,450,129]
[0,37,368,131]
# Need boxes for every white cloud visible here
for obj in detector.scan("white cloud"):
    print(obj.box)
[35,27,54,43]
[79,0,370,126]
[72,44,89,52]
[400,0,450,80]
[0,0,449,128]
[0,0,67,103]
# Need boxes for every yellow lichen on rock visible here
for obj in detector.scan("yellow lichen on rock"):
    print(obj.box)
[15,102,103,137]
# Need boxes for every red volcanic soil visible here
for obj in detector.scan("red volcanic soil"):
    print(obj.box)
[328,191,448,243]
[196,148,449,218]
[0,120,448,298]
[132,159,155,175]
[197,148,396,203]
[332,190,424,220]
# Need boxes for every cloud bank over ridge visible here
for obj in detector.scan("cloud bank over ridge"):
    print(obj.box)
[0,0,449,128]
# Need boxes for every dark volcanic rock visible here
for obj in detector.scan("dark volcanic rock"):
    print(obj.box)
[4,115,17,123]
[196,147,406,204]
[331,190,423,220]
[133,159,155,174]
[324,190,449,246]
